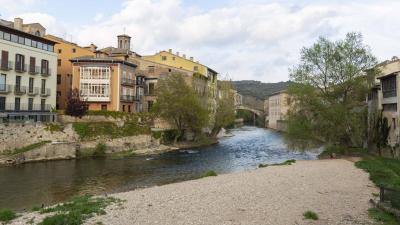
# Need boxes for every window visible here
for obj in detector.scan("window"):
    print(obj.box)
[128,105,131,113]
[15,76,21,89]
[172,57,175,61]
[15,54,25,71]
[148,83,155,95]
[57,74,61,84]
[168,69,172,72]
[161,56,167,61]
[41,60,49,74]
[41,99,46,111]
[15,97,20,111]
[148,101,153,112]
[58,49,62,54]
[72,48,76,53]
[381,75,397,98]
[0,74,6,91]
[11,34,18,43]
[57,91,61,97]
[3,32,10,41]
[25,38,31,46]
[41,79,46,94]
[31,40,37,48]
[122,105,126,112]
[58,59,61,67]
[0,97,5,110]
[28,98,33,111]
[29,77,34,93]
[101,104,107,111]
[37,42,43,49]
[29,57,36,73]
[194,66,198,71]
[18,36,24,45]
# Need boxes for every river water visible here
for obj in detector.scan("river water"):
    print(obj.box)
[0,126,320,211]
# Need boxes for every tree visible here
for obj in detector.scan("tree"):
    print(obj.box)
[287,32,377,148]
[65,88,88,118]
[152,73,209,143]
[369,110,391,156]
[212,80,236,136]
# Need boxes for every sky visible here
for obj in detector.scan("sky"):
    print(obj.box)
[0,0,399,82]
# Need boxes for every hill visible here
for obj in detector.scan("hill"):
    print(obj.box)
[232,80,292,100]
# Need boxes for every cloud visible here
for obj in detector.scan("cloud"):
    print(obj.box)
[0,0,43,14]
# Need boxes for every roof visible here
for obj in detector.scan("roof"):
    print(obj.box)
[0,24,57,45]
[70,55,137,68]
[100,46,142,57]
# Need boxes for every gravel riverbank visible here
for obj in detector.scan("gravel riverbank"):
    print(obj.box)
[11,159,376,225]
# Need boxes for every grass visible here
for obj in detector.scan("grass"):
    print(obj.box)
[38,194,122,225]
[44,123,64,133]
[319,146,367,158]
[72,121,151,141]
[4,141,51,155]
[355,157,400,190]
[202,170,218,177]
[368,208,400,225]
[258,159,296,168]
[0,209,17,222]
[303,210,319,220]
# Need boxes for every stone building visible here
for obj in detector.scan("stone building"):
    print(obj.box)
[266,90,291,131]
[0,18,57,122]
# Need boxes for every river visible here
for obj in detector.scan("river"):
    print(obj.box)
[0,126,320,211]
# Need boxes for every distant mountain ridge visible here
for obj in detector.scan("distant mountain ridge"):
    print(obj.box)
[232,80,292,100]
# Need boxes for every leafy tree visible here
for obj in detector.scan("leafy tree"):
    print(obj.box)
[65,88,88,118]
[152,73,209,143]
[369,110,391,156]
[287,32,377,148]
[212,80,236,136]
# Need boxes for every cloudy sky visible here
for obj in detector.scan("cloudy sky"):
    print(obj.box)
[0,0,399,82]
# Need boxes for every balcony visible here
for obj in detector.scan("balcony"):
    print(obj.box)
[14,86,27,95]
[121,78,135,86]
[0,84,12,94]
[28,65,40,75]
[15,64,27,73]
[27,87,39,96]
[0,60,13,71]
[120,95,135,102]
[41,68,51,77]
[0,103,52,112]
[40,88,51,97]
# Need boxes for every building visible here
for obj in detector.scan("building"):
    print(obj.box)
[70,51,142,112]
[266,90,291,131]
[0,18,57,122]
[44,35,95,110]
[369,57,400,145]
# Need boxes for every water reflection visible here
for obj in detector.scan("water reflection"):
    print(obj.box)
[0,126,320,210]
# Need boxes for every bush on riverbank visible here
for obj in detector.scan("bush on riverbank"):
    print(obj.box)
[38,194,122,225]
[73,121,151,141]
[258,159,296,168]
[202,170,217,178]
[0,208,17,222]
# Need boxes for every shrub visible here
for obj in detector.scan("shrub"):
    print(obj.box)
[202,170,218,178]
[368,208,398,225]
[258,164,268,168]
[9,141,51,155]
[303,210,318,220]
[0,209,17,222]
[93,143,107,157]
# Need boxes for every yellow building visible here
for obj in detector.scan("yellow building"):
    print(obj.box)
[267,90,291,131]
[45,35,95,109]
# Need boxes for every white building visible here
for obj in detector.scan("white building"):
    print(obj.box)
[0,18,57,122]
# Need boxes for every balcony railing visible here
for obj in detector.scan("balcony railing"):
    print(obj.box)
[14,85,26,95]
[28,65,40,75]
[27,87,39,96]
[15,63,27,73]
[41,68,51,76]
[120,95,135,102]
[383,89,397,98]
[0,103,52,112]
[0,84,12,94]
[40,88,51,97]
[0,60,13,71]
[121,78,135,86]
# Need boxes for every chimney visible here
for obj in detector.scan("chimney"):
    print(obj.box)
[176,52,180,56]
[14,18,23,30]
[190,57,194,61]
[89,43,97,52]
[183,54,186,59]
[168,49,172,53]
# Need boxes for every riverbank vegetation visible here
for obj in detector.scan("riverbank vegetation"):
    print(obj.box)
[201,170,218,178]
[286,32,378,152]
[0,209,17,223]
[303,210,318,220]
[258,159,296,168]
[1,141,51,156]
[356,157,400,190]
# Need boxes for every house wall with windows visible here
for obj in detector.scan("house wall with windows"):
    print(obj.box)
[0,23,57,123]
[45,35,95,110]
[267,91,291,131]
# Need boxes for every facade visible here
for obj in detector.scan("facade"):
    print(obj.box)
[44,35,95,109]
[369,57,400,145]
[0,18,57,122]
[267,90,291,131]
[70,53,142,112]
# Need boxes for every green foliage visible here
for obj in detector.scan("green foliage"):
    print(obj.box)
[258,159,296,168]
[45,123,64,133]
[152,73,209,142]
[86,111,154,121]
[318,146,367,158]
[356,157,400,190]
[213,80,236,136]
[287,32,378,148]
[368,208,400,225]
[369,111,391,156]
[32,205,41,211]
[303,211,319,220]
[65,89,88,118]
[0,209,17,222]
[39,194,121,225]
[72,121,151,141]
[151,131,162,140]
[202,170,218,177]
[93,143,107,157]
[7,141,51,155]
[236,110,253,122]
[232,80,291,100]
